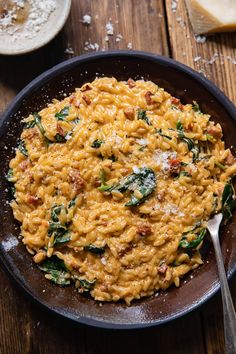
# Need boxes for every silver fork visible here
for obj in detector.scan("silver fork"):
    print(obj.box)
[207,213,236,354]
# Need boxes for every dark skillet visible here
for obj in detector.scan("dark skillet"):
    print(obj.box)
[0,51,236,329]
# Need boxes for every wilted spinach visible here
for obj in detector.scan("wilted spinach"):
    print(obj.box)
[55,106,70,121]
[39,256,70,286]
[84,244,105,255]
[176,121,199,162]
[221,181,236,223]
[78,278,96,293]
[137,109,151,125]
[17,140,28,157]
[179,227,206,249]
[91,139,104,148]
[155,128,172,140]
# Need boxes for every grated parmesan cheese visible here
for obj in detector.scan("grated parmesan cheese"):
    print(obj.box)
[105,21,114,35]
[0,0,57,41]
[82,14,91,25]
[153,150,177,172]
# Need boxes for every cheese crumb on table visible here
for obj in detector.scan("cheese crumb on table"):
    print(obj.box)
[82,14,91,25]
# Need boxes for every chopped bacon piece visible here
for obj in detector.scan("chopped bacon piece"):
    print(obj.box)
[24,129,38,141]
[137,223,153,236]
[171,97,183,110]
[28,195,39,205]
[81,84,92,92]
[144,91,154,105]
[69,170,85,192]
[158,264,168,275]
[124,107,135,120]
[206,124,222,139]
[127,78,136,88]
[19,160,29,171]
[56,123,65,137]
[169,158,181,175]
[82,95,91,105]
[186,122,194,131]
[226,150,236,165]
[171,97,180,105]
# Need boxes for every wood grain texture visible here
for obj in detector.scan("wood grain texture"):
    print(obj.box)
[165,0,236,104]
[0,0,236,353]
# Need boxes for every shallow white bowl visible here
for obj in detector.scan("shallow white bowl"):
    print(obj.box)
[0,0,71,55]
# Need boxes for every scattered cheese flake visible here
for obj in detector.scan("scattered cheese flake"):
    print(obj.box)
[171,0,178,13]
[136,138,148,146]
[195,34,206,44]
[84,41,100,52]
[115,33,123,42]
[105,21,114,35]
[2,236,19,252]
[101,257,107,265]
[64,47,74,55]
[82,14,91,25]
[193,56,201,62]
[127,42,133,50]
[132,166,140,174]
[153,150,177,172]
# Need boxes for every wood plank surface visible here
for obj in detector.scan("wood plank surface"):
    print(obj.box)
[0,1,235,353]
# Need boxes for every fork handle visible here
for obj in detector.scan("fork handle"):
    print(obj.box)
[212,236,236,354]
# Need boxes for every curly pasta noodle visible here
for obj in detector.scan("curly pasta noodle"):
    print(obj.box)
[8,77,236,304]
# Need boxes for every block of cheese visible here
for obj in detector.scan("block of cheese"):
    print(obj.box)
[185,0,236,34]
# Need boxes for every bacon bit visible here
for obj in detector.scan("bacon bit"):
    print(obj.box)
[81,84,92,92]
[171,97,180,105]
[24,129,38,141]
[100,221,108,227]
[157,192,164,202]
[56,123,65,137]
[169,158,181,175]
[144,91,154,105]
[82,95,91,105]
[124,107,135,120]
[206,124,222,139]
[69,170,85,192]
[29,175,34,183]
[94,179,101,187]
[137,223,153,236]
[127,78,136,88]
[118,244,133,257]
[19,160,29,171]
[158,264,168,275]
[186,122,194,131]
[28,195,40,205]
[226,150,236,165]
[171,97,183,110]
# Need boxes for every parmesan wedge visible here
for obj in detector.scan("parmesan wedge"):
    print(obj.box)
[185,0,236,34]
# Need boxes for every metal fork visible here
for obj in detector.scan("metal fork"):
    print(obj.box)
[207,213,236,354]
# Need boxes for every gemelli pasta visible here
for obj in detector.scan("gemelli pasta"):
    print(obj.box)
[7,77,236,304]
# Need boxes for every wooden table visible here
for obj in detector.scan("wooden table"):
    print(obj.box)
[0,1,235,353]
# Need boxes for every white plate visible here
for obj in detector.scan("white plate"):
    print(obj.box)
[0,0,71,55]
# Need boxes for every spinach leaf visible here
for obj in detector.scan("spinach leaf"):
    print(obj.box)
[84,244,105,255]
[155,129,172,140]
[73,118,80,124]
[39,256,70,286]
[34,113,51,146]
[68,197,76,208]
[10,186,16,199]
[98,169,112,192]
[51,204,64,222]
[6,168,14,182]
[192,101,202,113]
[176,121,199,162]
[91,139,104,148]
[137,109,151,125]
[215,161,226,170]
[222,181,236,223]
[179,228,206,249]
[55,106,70,121]
[18,140,28,157]
[24,120,36,129]
[78,278,96,293]
[54,133,66,143]
[48,221,70,245]
[99,167,156,206]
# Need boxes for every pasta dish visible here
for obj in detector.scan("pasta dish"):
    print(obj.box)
[7,77,236,304]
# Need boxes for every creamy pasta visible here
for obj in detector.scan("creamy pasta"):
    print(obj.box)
[7,77,236,304]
